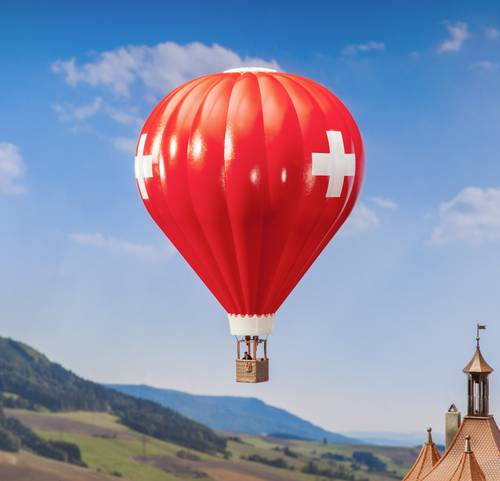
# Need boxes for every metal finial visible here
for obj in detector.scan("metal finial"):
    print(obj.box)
[426,427,433,444]
[465,435,472,453]
[476,323,486,348]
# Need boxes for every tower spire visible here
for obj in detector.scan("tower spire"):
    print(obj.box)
[447,436,487,481]
[402,427,441,481]
[463,324,494,417]
[426,427,433,444]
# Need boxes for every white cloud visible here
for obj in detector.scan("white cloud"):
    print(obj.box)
[53,97,103,122]
[437,21,470,53]
[484,27,499,39]
[342,41,386,56]
[52,41,280,97]
[369,196,398,210]
[342,203,379,236]
[469,60,497,72]
[111,137,136,153]
[106,107,142,127]
[69,232,173,261]
[431,187,500,245]
[0,142,26,194]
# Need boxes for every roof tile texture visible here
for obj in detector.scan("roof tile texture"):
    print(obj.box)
[403,434,441,481]
[421,417,500,481]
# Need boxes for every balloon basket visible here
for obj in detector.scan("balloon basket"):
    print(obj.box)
[235,336,269,383]
[236,359,269,383]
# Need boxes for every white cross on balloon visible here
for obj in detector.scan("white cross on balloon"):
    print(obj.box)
[135,130,355,200]
[135,133,154,200]
[312,130,356,197]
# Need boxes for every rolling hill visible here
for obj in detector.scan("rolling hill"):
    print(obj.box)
[108,384,360,444]
[0,337,225,453]
[3,408,418,481]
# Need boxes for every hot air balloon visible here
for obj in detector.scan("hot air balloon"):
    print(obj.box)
[135,67,364,383]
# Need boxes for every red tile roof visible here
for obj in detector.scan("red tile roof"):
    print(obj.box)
[421,417,500,481]
[403,428,442,481]
[448,437,486,481]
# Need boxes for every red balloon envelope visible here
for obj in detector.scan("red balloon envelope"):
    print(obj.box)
[135,68,364,376]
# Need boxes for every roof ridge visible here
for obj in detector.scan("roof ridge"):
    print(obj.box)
[486,416,500,451]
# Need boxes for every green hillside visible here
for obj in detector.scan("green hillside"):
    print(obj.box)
[0,337,225,453]
[3,408,418,481]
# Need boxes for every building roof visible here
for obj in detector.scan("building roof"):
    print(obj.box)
[403,428,442,481]
[421,417,500,481]
[463,348,494,374]
[448,437,486,481]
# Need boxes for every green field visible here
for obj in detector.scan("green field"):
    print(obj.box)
[2,409,417,481]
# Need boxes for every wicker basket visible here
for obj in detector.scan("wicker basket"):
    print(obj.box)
[236,359,269,383]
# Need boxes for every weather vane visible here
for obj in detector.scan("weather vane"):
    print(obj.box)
[476,323,486,347]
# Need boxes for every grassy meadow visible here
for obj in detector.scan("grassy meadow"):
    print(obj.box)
[1,408,418,481]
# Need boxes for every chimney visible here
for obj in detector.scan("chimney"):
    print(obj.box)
[445,404,461,449]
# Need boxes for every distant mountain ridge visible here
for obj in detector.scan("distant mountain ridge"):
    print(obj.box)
[344,431,445,447]
[108,384,361,444]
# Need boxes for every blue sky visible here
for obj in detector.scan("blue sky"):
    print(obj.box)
[1,0,499,434]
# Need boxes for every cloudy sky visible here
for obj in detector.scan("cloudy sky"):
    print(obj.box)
[1,1,499,435]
